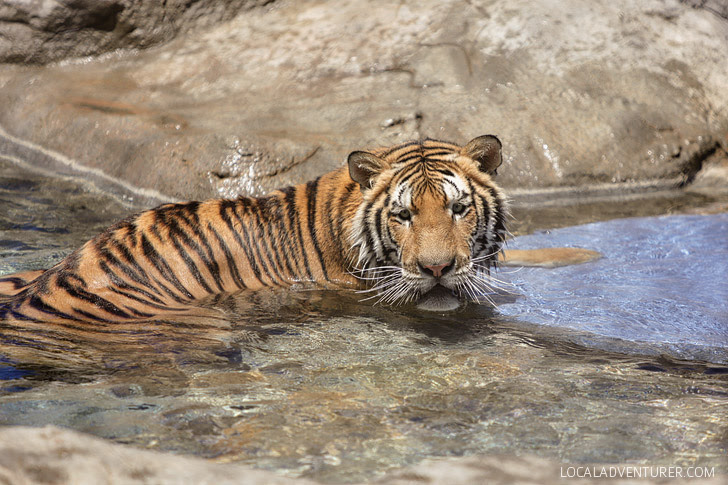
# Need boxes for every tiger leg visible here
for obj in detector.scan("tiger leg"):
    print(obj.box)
[499,248,601,268]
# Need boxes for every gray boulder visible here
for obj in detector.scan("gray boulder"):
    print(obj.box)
[0,0,271,64]
[0,0,726,203]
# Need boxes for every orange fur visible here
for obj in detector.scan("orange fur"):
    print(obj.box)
[1,136,508,327]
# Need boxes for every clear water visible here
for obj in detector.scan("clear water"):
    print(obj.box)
[500,214,728,363]
[1,158,727,482]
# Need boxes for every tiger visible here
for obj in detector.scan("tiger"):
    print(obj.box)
[0,135,508,326]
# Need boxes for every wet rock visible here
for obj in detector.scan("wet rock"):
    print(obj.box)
[0,0,272,64]
[0,0,726,203]
[0,425,313,485]
[0,425,724,484]
[498,213,728,363]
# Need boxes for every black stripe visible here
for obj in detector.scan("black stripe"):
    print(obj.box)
[104,236,164,298]
[468,179,487,254]
[70,307,114,323]
[374,207,389,253]
[255,197,290,283]
[433,168,455,177]
[26,294,84,322]
[422,149,455,157]
[487,185,507,239]
[99,244,161,299]
[276,193,303,280]
[278,187,303,277]
[323,185,340,265]
[159,210,215,295]
[282,186,313,280]
[383,141,419,158]
[395,153,424,165]
[140,233,194,300]
[0,276,31,290]
[98,260,166,305]
[334,182,358,248]
[219,200,264,286]
[306,179,329,281]
[56,273,134,319]
[207,222,246,290]
[107,234,174,302]
[268,200,298,281]
[235,201,280,285]
[177,205,226,292]
[366,205,384,261]
[122,306,156,319]
[106,285,187,312]
[396,163,422,187]
[442,178,461,195]
[168,229,214,294]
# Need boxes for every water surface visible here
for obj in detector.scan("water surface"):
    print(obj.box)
[0,159,726,482]
[500,214,728,363]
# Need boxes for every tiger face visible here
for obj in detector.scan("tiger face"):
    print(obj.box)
[348,135,508,304]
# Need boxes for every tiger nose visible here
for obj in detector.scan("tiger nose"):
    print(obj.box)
[419,259,455,278]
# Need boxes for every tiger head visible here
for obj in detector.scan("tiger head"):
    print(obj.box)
[347,135,508,304]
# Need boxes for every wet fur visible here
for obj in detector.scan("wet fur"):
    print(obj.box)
[0,136,508,325]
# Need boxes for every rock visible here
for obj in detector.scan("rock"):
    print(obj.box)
[498,213,728,363]
[0,0,726,204]
[0,425,313,485]
[0,426,723,485]
[0,0,272,64]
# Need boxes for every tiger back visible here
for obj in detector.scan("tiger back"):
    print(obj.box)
[0,135,508,327]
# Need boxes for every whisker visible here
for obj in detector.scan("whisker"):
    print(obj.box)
[470,271,513,290]
[356,276,402,294]
[490,265,525,275]
[469,272,516,295]
[351,265,401,274]
[466,277,497,306]
[373,281,404,305]
[354,271,401,282]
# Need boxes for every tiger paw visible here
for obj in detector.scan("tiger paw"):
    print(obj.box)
[499,248,602,268]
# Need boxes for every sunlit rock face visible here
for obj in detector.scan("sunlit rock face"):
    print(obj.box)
[0,0,727,204]
[0,0,272,64]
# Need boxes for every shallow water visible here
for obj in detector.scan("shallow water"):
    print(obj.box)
[500,214,728,363]
[1,159,727,482]
[0,158,132,274]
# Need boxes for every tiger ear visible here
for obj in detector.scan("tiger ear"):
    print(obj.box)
[347,151,387,189]
[461,135,503,175]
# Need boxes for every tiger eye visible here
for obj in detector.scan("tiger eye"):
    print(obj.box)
[451,202,467,215]
[396,208,411,221]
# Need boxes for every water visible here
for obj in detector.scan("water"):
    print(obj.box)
[0,158,727,482]
[0,157,133,274]
[499,214,728,363]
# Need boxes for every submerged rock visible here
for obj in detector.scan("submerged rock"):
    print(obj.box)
[498,213,728,363]
[0,0,726,203]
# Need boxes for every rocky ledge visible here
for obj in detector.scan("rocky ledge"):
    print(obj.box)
[0,0,272,64]
[0,0,726,204]
[1,426,723,485]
